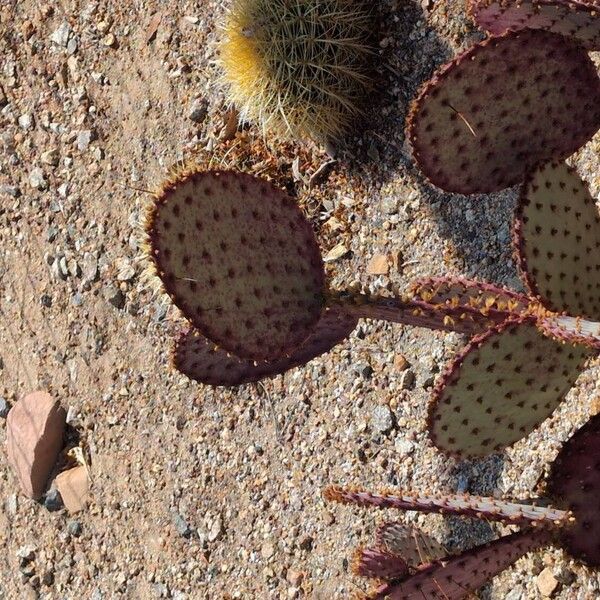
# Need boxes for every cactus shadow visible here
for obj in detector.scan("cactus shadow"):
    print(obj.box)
[337,1,521,283]
[437,454,505,598]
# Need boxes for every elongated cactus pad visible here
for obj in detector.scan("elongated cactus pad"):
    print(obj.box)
[411,276,530,320]
[407,30,600,194]
[428,319,590,457]
[538,314,600,350]
[375,523,447,567]
[147,170,325,360]
[173,306,357,386]
[468,0,600,50]
[548,414,600,566]
[368,530,552,600]
[324,486,568,525]
[352,547,409,581]
[514,161,600,321]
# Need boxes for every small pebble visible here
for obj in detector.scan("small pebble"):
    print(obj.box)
[67,520,82,537]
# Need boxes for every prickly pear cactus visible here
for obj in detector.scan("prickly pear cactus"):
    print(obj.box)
[407,29,600,193]
[146,169,325,361]
[548,413,600,566]
[326,416,600,597]
[514,160,600,321]
[324,485,569,526]
[469,0,600,49]
[173,306,357,386]
[369,530,552,600]
[220,0,374,141]
[427,318,591,457]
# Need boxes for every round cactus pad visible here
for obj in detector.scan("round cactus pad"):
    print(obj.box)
[407,30,600,194]
[173,307,356,386]
[148,170,325,360]
[428,319,590,457]
[469,0,600,50]
[372,530,551,600]
[548,413,600,567]
[514,161,600,322]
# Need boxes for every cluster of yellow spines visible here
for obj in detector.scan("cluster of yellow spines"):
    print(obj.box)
[220,0,374,142]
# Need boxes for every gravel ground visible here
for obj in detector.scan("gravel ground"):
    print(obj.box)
[1,1,600,599]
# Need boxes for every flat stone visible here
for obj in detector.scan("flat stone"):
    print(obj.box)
[207,516,224,542]
[50,21,72,46]
[6,392,66,499]
[366,253,389,275]
[537,568,559,597]
[18,114,33,131]
[54,466,89,513]
[40,148,59,166]
[28,168,47,190]
[400,369,415,390]
[371,404,394,434]
[76,129,94,151]
[394,354,409,371]
[323,243,349,262]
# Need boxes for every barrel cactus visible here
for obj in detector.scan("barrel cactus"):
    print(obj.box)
[220,0,374,142]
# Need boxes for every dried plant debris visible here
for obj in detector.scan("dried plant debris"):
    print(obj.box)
[172,306,356,387]
[146,169,325,360]
[427,318,591,457]
[469,0,600,49]
[513,160,600,321]
[407,30,600,194]
[220,0,374,142]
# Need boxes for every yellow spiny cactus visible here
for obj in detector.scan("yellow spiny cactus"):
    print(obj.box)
[220,0,374,142]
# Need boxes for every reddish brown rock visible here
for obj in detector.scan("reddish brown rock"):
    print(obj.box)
[55,466,89,513]
[6,391,66,499]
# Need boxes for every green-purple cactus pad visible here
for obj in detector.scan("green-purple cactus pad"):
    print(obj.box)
[352,547,409,581]
[514,161,600,321]
[324,486,568,525]
[548,413,600,567]
[147,170,325,360]
[407,30,600,194]
[428,318,590,457]
[375,522,447,566]
[468,0,600,50]
[369,530,552,600]
[172,306,357,386]
[411,276,530,321]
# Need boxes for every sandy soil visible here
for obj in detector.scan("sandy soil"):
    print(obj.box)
[1,1,600,599]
